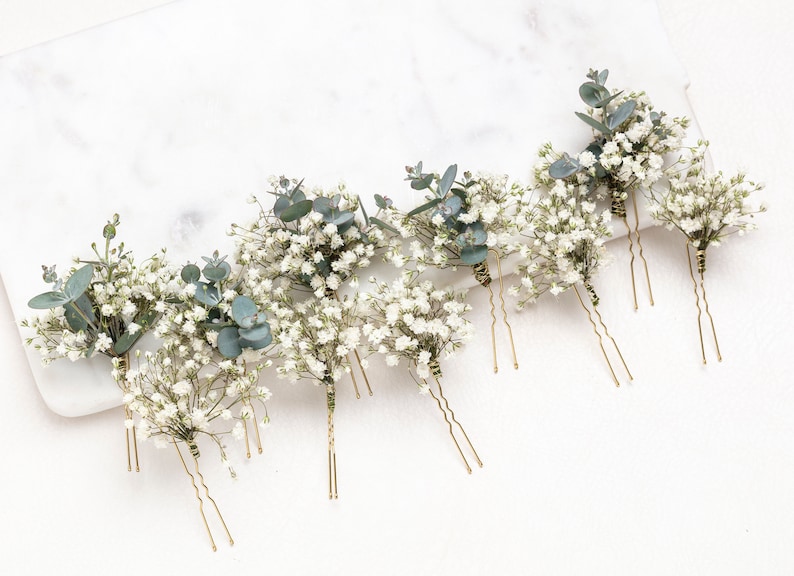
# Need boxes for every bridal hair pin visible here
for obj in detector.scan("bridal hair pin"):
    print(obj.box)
[232,178,387,399]
[362,272,481,472]
[373,163,527,373]
[548,69,689,309]
[649,144,766,363]
[118,250,273,549]
[23,214,179,471]
[514,155,633,387]
[271,292,364,499]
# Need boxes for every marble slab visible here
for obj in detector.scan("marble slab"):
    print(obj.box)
[0,0,698,416]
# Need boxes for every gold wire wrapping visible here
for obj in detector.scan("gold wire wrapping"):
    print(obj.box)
[423,365,482,473]
[696,248,707,274]
[472,260,492,287]
[326,382,338,499]
[610,192,627,218]
[172,439,234,551]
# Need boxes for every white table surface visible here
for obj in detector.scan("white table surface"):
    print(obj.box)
[1,1,792,575]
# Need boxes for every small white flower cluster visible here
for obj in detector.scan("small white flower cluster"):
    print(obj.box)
[22,250,179,364]
[361,273,473,389]
[581,91,689,196]
[233,179,386,297]
[270,294,361,385]
[116,348,270,478]
[649,147,766,251]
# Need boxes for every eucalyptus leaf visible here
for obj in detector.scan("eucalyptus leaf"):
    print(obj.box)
[461,244,488,265]
[313,196,333,216]
[549,155,581,179]
[64,302,88,332]
[369,217,399,234]
[606,99,637,130]
[62,264,94,301]
[407,197,442,217]
[438,164,457,196]
[597,69,609,85]
[231,295,258,324]
[273,195,290,218]
[374,194,388,209]
[239,333,273,350]
[113,330,141,356]
[28,291,71,309]
[279,199,313,222]
[594,90,623,110]
[333,211,355,232]
[193,282,221,306]
[358,195,370,226]
[181,264,201,283]
[579,82,610,107]
[217,327,243,358]
[410,174,434,191]
[239,323,271,343]
[575,112,612,135]
[202,261,231,282]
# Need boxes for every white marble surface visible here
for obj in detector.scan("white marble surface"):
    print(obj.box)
[1,1,792,574]
[0,0,697,417]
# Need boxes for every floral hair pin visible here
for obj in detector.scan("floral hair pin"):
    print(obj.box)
[513,153,633,387]
[362,272,480,473]
[23,214,179,471]
[119,249,274,549]
[548,69,689,309]
[232,177,386,399]
[374,162,527,373]
[271,292,363,499]
[649,144,766,363]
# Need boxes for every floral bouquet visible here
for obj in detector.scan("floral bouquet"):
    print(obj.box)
[374,162,529,372]
[362,272,480,473]
[547,69,689,308]
[649,144,766,363]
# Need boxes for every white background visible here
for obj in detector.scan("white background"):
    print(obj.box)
[1,1,793,574]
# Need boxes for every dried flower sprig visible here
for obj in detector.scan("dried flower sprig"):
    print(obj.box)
[548,69,690,308]
[116,346,271,550]
[270,292,363,499]
[649,144,766,363]
[513,149,633,387]
[374,162,528,372]
[22,214,179,471]
[361,272,480,472]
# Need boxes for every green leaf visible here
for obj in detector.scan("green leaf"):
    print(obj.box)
[606,99,637,130]
[113,331,140,356]
[279,199,313,222]
[597,69,609,85]
[181,264,201,283]
[357,195,369,226]
[239,333,273,350]
[374,194,389,209]
[594,90,623,109]
[217,327,243,358]
[64,302,88,332]
[369,217,399,234]
[407,197,442,217]
[273,195,290,218]
[410,174,434,190]
[549,155,581,179]
[579,82,610,107]
[192,282,221,306]
[231,295,257,324]
[202,261,231,282]
[333,211,355,233]
[313,196,333,216]
[438,164,457,196]
[28,291,72,309]
[238,323,271,343]
[461,244,488,265]
[62,264,94,301]
[575,112,612,135]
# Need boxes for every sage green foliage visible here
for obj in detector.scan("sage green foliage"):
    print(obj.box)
[181,251,272,358]
[397,162,488,265]
[27,214,160,357]
[549,68,638,181]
